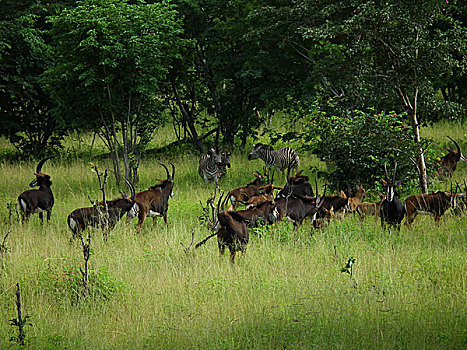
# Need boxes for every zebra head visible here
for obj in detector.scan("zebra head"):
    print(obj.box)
[248,143,272,161]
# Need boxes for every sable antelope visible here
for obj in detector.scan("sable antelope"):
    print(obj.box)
[228,172,265,207]
[357,192,386,221]
[404,185,461,226]
[438,136,466,178]
[380,163,406,230]
[248,143,299,178]
[275,184,326,231]
[67,180,136,239]
[18,156,54,224]
[127,163,175,231]
[196,192,249,263]
[348,184,367,213]
[231,200,279,227]
[245,183,283,209]
[276,170,314,198]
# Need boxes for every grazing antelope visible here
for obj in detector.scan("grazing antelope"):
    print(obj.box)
[380,163,406,231]
[404,185,461,226]
[196,192,249,263]
[18,156,54,224]
[438,136,466,178]
[127,163,175,231]
[357,192,386,221]
[67,180,136,239]
[348,184,367,213]
[228,172,265,207]
[248,143,299,178]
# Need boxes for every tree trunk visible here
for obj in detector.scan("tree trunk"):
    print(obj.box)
[410,88,428,194]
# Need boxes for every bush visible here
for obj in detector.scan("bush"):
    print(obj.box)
[298,108,432,194]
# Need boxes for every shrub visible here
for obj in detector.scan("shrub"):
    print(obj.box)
[298,108,433,193]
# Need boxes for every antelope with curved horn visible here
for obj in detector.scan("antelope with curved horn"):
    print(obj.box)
[196,191,249,263]
[438,136,466,178]
[17,156,54,224]
[67,180,136,239]
[380,163,406,231]
[404,183,462,226]
[127,162,175,231]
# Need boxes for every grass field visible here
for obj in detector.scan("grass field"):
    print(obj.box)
[0,120,466,349]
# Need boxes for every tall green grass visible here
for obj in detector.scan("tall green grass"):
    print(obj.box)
[0,121,466,349]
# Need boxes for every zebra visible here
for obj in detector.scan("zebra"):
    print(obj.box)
[247,143,299,177]
[198,148,230,183]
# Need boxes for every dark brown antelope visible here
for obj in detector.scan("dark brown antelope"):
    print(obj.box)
[380,163,406,231]
[276,170,314,199]
[127,163,175,231]
[17,156,54,224]
[67,180,136,239]
[196,192,249,263]
[404,184,461,226]
[438,136,466,178]
[275,182,326,231]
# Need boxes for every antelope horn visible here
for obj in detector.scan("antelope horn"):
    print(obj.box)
[392,162,398,184]
[384,163,389,181]
[124,179,136,200]
[447,136,462,160]
[170,163,175,179]
[36,156,54,174]
[159,162,170,179]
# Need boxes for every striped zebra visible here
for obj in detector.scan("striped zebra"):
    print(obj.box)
[198,149,230,183]
[247,143,299,176]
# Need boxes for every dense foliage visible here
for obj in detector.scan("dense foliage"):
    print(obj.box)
[0,0,466,189]
[297,108,431,193]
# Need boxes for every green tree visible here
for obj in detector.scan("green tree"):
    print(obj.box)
[46,0,183,183]
[253,0,466,193]
[0,1,68,157]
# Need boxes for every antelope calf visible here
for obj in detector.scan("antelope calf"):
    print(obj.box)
[357,193,386,221]
[68,180,135,239]
[313,205,335,229]
[18,157,54,224]
[245,184,283,209]
[127,163,175,231]
[348,184,367,213]
[228,172,265,207]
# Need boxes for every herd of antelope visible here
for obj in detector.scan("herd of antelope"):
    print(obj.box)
[15,137,466,263]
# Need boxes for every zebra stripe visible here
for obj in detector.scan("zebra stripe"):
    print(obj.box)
[248,143,299,172]
[198,149,223,184]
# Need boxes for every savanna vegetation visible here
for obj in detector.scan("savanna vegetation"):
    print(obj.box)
[1,0,466,349]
